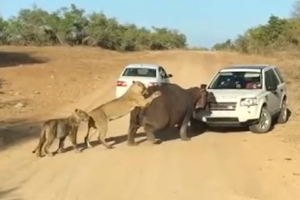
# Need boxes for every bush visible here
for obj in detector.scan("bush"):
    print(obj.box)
[212,1,300,54]
[0,4,187,51]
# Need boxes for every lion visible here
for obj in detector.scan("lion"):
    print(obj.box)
[32,108,90,157]
[84,80,161,149]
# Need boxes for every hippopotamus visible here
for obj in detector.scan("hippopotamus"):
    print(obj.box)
[127,83,212,145]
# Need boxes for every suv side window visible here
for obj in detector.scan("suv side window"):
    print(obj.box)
[265,69,279,88]
[274,67,284,83]
[264,69,279,89]
[264,70,272,89]
[269,69,280,87]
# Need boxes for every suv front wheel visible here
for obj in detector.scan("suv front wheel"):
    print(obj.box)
[249,106,272,134]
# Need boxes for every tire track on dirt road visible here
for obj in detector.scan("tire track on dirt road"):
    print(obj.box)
[1,51,300,200]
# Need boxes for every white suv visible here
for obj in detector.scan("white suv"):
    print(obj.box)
[193,64,288,133]
[115,63,172,98]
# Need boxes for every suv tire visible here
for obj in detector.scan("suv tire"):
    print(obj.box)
[277,99,288,124]
[249,107,272,134]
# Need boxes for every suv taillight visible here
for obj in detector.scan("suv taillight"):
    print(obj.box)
[117,80,127,87]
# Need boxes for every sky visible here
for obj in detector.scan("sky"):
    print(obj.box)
[0,0,296,48]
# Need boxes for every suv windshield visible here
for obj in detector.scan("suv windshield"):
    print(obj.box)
[122,68,157,78]
[208,71,262,89]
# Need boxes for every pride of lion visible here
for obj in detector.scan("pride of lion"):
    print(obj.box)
[31,79,209,158]
[32,81,162,157]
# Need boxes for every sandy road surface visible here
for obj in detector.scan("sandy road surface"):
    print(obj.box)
[1,50,300,200]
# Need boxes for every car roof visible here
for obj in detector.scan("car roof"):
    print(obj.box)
[220,64,272,72]
[124,63,160,69]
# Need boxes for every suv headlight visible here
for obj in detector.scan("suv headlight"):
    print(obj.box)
[240,98,258,106]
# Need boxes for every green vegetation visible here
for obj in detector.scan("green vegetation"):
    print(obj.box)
[212,1,300,54]
[5,2,299,54]
[0,4,187,51]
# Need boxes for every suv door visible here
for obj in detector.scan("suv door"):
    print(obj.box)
[158,66,170,83]
[264,69,281,114]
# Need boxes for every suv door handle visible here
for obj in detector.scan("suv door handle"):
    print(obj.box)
[280,89,283,92]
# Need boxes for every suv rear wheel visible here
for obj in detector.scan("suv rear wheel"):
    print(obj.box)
[277,99,288,124]
[249,107,272,134]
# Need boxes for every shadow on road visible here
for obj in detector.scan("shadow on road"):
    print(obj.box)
[0,51,49,68]
[0,186,21,200]
[77,126,204,149]
[1,108,292,152]
[0,78,5,94]
[0,119,43,151]
[207,108,292,133]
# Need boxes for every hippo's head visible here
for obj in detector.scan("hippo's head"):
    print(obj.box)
[187,84,216,111]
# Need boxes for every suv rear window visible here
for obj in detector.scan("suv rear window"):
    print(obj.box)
[122,68,157,78]
[209,71,262,89]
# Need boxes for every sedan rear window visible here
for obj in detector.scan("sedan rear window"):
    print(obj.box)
[122,68,157,78]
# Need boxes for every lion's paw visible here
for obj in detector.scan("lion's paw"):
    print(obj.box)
[152,91,162,98]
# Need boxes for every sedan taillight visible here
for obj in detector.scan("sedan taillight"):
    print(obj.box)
[117,80,127,87]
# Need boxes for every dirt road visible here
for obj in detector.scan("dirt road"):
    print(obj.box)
[1,48,300,200]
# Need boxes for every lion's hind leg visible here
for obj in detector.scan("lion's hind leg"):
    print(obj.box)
[95,119,113,149]
[84,117,97,149]
[43,128,56,157]
[32,126,47,157]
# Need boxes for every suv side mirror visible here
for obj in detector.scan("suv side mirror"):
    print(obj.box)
[266,85,277,91]
[167,74,173,78]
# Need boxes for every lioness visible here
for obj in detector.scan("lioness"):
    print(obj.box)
[32,109,90,157]
[84,80,161,149]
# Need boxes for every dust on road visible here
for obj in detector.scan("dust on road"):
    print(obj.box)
[0,47,300,200]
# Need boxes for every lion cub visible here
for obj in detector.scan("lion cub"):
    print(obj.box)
[84,81,161,149]
[32,109,90,157]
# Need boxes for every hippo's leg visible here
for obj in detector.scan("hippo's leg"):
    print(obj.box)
[179,114,191,141]
[127,108,143,146]
[127,123,140,146]
[144,124,161,145]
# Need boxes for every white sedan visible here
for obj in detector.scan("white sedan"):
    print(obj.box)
[115,63,173,98]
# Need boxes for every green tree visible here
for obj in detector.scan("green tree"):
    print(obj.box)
[212,3,300,54]
[291,0,300,18]
[212,39,234,51]
[0,4,187,51]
